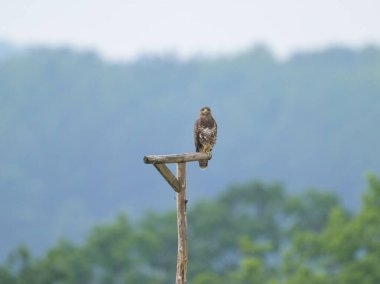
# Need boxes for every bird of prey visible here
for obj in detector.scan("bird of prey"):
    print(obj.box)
[194,106,217,169]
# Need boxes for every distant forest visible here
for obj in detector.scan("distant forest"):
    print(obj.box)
[0,42,379,259]
[1,175,380,283]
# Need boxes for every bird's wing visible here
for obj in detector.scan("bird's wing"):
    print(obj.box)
[194,119,201,152]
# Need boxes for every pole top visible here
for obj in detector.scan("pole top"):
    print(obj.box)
[143,152,212,164]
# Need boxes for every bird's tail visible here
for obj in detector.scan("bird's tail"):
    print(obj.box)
[199,160,208,169]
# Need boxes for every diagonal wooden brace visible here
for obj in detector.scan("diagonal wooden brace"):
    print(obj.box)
[153,164,180,192]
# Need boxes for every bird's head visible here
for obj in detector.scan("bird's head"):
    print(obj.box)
[200,106,211,116]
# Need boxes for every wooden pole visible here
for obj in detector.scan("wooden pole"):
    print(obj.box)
[144,152,212,283]
[144,152,211,164]
[176,162,188,284]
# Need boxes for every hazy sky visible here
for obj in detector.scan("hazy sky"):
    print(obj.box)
[1,0,379,60]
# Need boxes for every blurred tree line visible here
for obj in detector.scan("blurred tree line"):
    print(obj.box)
[1,44,380,259]
[1,174,379,284]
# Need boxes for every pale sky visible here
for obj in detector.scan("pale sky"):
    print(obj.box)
[0,0,379,60]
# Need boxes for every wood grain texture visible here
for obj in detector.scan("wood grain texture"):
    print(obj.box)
[144,152,211,164]
[176,162,188,284]
[153,164,180,192]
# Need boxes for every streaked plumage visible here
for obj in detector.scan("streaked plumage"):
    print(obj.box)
[194,106,217,169]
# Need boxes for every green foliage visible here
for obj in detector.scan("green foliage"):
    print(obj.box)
[228,236,273,284]
[2,175,380,283]
[285,189,341,233]
[0,245,34,284]
[188,181,286,278]
[33,240,91,284]
[1,178,364,284]
[282,173,380,284]
[192,272,223,284]
[84,214,136,283]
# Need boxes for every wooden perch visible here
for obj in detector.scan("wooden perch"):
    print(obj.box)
[176,162,187,283]
[144,152,211,164]
[144,151,212,284]
[153,164,180,192]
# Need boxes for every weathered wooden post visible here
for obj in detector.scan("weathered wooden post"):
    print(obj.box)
[176,162,187,283]
[143,152,212,284]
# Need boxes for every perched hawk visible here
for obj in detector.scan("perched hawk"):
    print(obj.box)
[194,106,217,169]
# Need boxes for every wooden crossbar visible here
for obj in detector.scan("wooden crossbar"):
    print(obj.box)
[143,152,211,164]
